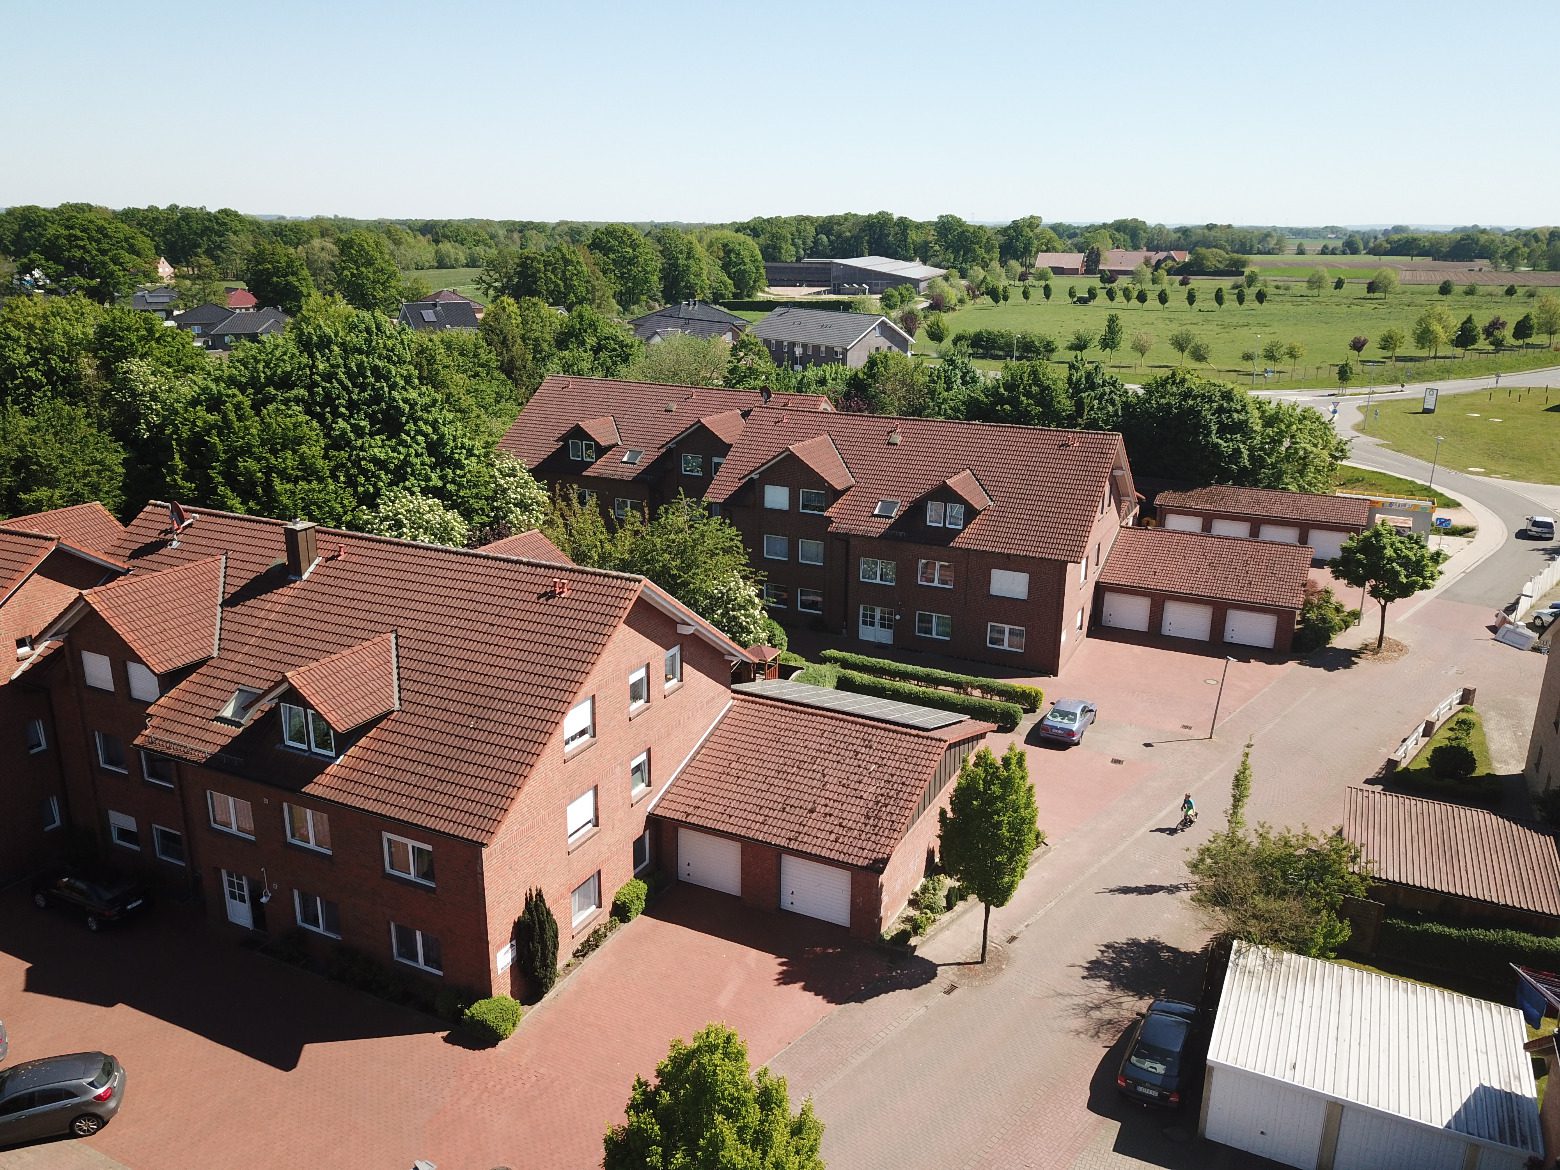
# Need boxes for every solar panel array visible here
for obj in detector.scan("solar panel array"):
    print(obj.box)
[732,678,966,731]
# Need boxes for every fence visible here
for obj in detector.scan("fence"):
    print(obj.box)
[1514,558,1560,623]
[1385,686,1477,769]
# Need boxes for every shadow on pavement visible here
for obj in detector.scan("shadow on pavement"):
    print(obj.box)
[1101,882,1193,896]
[1298,646,1362,672]
[1066,936,1204,1041]
[2,887,440,1071]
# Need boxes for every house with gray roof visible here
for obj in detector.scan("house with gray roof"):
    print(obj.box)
[750,306,913,368]
[629,301,749,345]
[398,300,481,332]
[131,286,179,320]
[205,307,288,351]
[763,256,946,294]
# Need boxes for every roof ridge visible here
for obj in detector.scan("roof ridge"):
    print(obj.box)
[746,405,1124,440]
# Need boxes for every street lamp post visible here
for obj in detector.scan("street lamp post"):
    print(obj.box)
[1427,435,1446,494]
[1252,334,1260,386]
[1207,656,1236,739]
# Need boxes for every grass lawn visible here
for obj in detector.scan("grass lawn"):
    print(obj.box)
[922,282,1560,390]
[1362,384,1560,483]
[399,267,487,303]
[1385,707,1501,806]
[1332,467,1461,509]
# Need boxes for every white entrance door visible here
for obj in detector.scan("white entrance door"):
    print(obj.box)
[1101,592,1151,631]
[1258,522,1301,543]
[1224,609,1278,648]
[780,854,852,927]
[678,828,742,896]
[858,604,895,644]
[1306,528,1347,561]
[1161,600,1213,641]
[1163,513,1202,533]
[221,869,253,929]
[1210,518,1251,538]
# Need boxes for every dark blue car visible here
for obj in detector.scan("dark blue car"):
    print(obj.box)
[1116,999,1197,1107]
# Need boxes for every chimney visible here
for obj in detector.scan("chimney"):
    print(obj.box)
[284,520,318,579]
[761,386,772,405]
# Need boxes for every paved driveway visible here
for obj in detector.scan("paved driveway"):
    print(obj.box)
[0,884,898,1170]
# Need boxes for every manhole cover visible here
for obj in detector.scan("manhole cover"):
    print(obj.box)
[1110,758,1125,765]
[1181,724,1195,731]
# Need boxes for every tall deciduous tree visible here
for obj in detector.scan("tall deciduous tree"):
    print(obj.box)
[1100,312,1123,360]
[1130,331,1155,368]
[1168,327,1196,357]
[587,223,662,310]
[0,203,156,303]
[702,231,767,298]
[242,238,316,314]
[1533,294,1560,346]
[1329,524,1444,650]
[1377,327,1405,362]
[1413,305,1454,357]
[1452,313,1479,357]
[1307,266,1329,293]
[939,745,1042,963]
[603,1024,823,1170]
[332,231,405,314]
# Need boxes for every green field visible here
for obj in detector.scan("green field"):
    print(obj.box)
[920,281,1560,389]
[1363,384,1560,483]
[1331,467,1461,509]
[400,267,487,303]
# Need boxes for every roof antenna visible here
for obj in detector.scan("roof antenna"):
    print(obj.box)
[165,500,197,547]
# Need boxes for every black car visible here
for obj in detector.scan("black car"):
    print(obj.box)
[0,1052,125,1143]
[1116,998,1197,1108]
[31,871,148,932]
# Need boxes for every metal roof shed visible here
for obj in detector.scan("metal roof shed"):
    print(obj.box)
[1202,942,1541,1170]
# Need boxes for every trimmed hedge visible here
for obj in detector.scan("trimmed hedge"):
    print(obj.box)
[612,878,648,921]
[1379,918,1560,983]
[835,670,1022,731]
[462,995,523,1044]
[819,649,1042,711]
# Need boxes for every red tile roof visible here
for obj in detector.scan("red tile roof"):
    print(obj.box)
[1343,788,1560,917]
[477,530,573,563]
[653,694,989,869]
[497,376,832,484]
[711,408,1130,563]
[4,502,127,561]
[579,415,621,446]
[0,530,54,602]
[83,555,225,673]
[1100,527,1310,610]
[1155,485,1371,530]
[105,505,748,844]
[943,469,992,510]
[784,434,855,491]
[286,632,399,733]
[226,288,257,309]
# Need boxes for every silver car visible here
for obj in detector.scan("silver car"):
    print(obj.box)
[0,1052,125,1143]
[1038,698,1097,745]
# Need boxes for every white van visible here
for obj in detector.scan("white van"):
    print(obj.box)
[1525,515,1556,540]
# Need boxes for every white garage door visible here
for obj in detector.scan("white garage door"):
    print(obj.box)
[1258,522,1301,543]
[1334,1105,1471,1170]
[1163,513,1203,533]
[1211,518,1251,538]
[679,828,741,897]
[1203,1067,1326,1170]
[1224,609,1278,648]
[1306,528,1347,561]
[1101,592,1151,631]
[1161,599,1213,641]
[780,854,852,927]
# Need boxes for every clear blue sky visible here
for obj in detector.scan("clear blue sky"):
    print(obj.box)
[7,0,1556,227]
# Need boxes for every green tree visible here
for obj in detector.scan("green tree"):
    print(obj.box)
[1186,287,1197,308]
[478,296,542,398]
[1136,288,1149,305]
[1284,341,1304,375]
[1083,243,1102,275]
[1021,282,1031,301]
[938,745,1042,963]
[469,453,550,541]
[702,231,767,298]
[1348,335,1369,361]
[651,227,714,303]
[1186,338,1212,365]
[1066,327,1093,356]
[1261,338,1286,369]
[624,333,730,388]
[1377,327,1406,362]
[966,360,1073,427]
[1437,278,1454,296]
[0,400,126,516]
[1463,281,1480,296]
[1532,294,1560,346]
[1226,740,1254,835]
[1333,276,1345,291]
[1372,267,1399,296]
[242,238,316,315]
[364,489,470,546]
[1482,315,1508,351]
[1214,286,1226,308]
[1452,313,1479,356]
[1413,305,1455,357]
[1043,282,1053,301]
[603,1023,823,1170]
[1306,266,1329,293]
[1504,283,1518,297]
[1156,288,1169,308]
[554,306,638,378]
[1336,359,1354,386]
[1329,524,1444,650]
[1513,312,1535,346]
[1293,585,1360,652]
[587,223,662,310]
[0,203,156,303]
[332,231,404,314]
[924,313,948,344]
[1130,331,1155,368]
[1168,327,1196,358]
[724,332,776,390]
[517,887,559,997]
[1255,288,1267,305]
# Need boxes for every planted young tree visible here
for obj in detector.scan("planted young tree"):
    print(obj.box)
[1535,294,1560,347]
[1333,276,1345,291]
[1371,267,1399,296]
[1042,282,1053,301]
[925,313,948,344]
[604,1024,823,1170]
[1226,741,1254,834]
[1284,340,1304,376]
[1214,286,1226,308]
[1066,328,1094,356]
[1157,288,1169,308]
[1463,282,1480,296]
[1437,278,1454,296]
[1504,283,1518,297]
[1414,305,1454,358]
[1377,327,1406,362]
[1336,359,1354,387]
[1186,287,1198,308]
[1452,314,1479,357]
[1021,282,1031,301]
[1348,335,1369,362]
[1130,331,1155,368]
[1136,288,1149,305]
[1099,312,1123,360]
[1187,338,1212,365]
[939,745,1042,963]
[1307,266,1329,293]
[1261,338,1286,370]
[517,887,559,997]
[1168,327,1196,358]
[1482,315,1508,351]
[1329,524,1444,651]
[1235,286,1247,306]
[1255,288,1267,305]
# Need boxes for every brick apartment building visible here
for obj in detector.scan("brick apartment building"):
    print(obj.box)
[501,376,1138,675]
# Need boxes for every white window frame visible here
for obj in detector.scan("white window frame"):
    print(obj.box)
[926,500,946,527]
[763,534,788,561]
[1079,560,1088,584]
[628,664,649,711]
[568,438,597,461]
[990,569,1030,600]
[681,453,704,476]
[796,587,823,613]
[763,484,791,511]
[95,731,128,774]
[140,750,176,788]
[613,498,637,522]
[987,622,1027,653]
[629,751,651,798]
[621,448,643,464]
[26,718,47,754]
[81,650,113,692]
[127,661,159,702]
[797,538,824,566]
[567,787,598,844]
[664,645,682,690]
[916,611,953,641]
[295,889,341,938]
[107,809,140,851]
[153,824,186,866]
[946,502,966,529]
[633,829,652,874]
[208,789,256,839]
[42,794,61,832]
[918,559,955,589]
[859,557,896,585]
[383,832,436,886]
[873,499,900,518]
[799,488,828,514]
[563,696,595,751]
[281,702,336,757]
[571,871,602,927]
[763,582,790,609]
[390,922,442,974]
[284,803,332,854]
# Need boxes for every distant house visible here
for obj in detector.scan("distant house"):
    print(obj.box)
[205,307,288,351]
[131,287,179,320]
[750,306,913,369]
[628,301,749,345]
[762,256,947,295]
[1029,249,1189,278]
[225,288,258,311]
[171,303,237,346]
[423,289,484,319]
[398,300,480,332]
[155,257,176,283]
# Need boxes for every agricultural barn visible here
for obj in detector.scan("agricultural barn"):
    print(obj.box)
[1203,942,1541,1170]
[762,256,946,294]
[1154,485,1371,564]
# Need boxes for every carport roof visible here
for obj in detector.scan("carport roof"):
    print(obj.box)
[1155,484,1371,529]
[1099,527,1310,610]
[1210,941,1541,1157]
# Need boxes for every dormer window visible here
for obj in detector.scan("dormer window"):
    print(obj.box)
[219,687,263,724]
[874,499,900,518]
[281,702,336,757]
[946,503,965,529]
[621,449,644,465]
[569,439,597,461]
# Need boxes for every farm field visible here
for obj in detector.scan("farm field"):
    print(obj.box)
[399,266,487,302]
[1362,384,1560,483]
[918,281,1560,389]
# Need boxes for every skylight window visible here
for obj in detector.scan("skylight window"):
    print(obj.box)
[873,499,901,518]
[218,687,264,725]
[621,449,644,464]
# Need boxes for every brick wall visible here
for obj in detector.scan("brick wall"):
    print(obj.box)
[1089,586,1297,654]
[0,684,70,879]
[876,738,983,928]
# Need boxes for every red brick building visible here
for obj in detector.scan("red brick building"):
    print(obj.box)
[1153,484,1372,564]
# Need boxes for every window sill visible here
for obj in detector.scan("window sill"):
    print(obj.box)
[101,765,130,775]
[286,840,333,858]
[663,680,683,697]
[28,746,47,755]
[299,925,341,940]
[567,825,601,854]
[393,957,443,977]
[631,785,652,806]
[627,703,648,721]
[564,737,596,761]
[144,778,175,790]
[384,870,437,891]
[209,825,256,841]
[156,854,187,867]
[571,906,606,934]
[918,582,955,590]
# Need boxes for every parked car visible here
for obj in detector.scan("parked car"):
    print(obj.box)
[0,1052,125,1142]
[1116,999,1198,1108]
[30,871,148,932]
[1523,515,1556,540]
[1037,698,1097,745]
[1531,602,1560,631]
